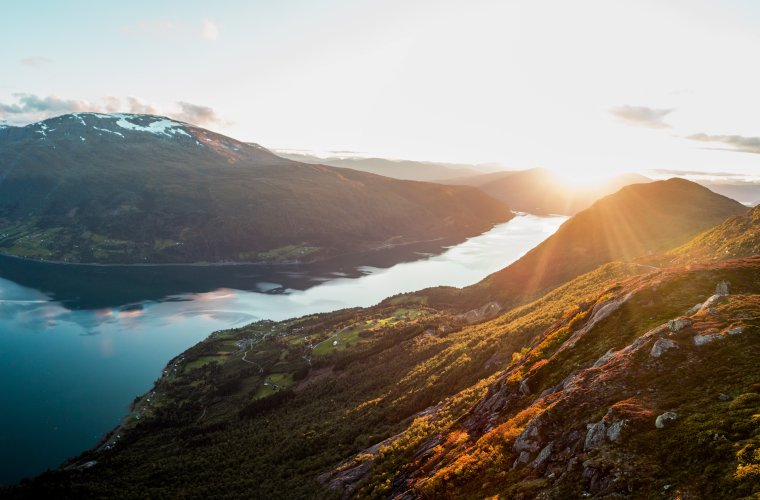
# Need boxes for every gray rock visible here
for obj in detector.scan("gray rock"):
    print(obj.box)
[716,281,730,296]
[513,425,540,453]
[699,294,723,314]
[650,338,678,358]
[512,450,531,469]
[592,348,616,368]
[727,326,744,335]
[584,421,606,450]
[519,377,531,395]
[686,303,703,315]
[531,442,553,468]
[655,411,677,429]
[718,393,731,401]
[606,420,625,442]
[668,318,691,332]
[694,333,722,346]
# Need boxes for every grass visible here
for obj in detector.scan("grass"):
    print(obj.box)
[183,355,228,372]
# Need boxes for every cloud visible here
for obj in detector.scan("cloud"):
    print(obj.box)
[200,19,220,41]
[649,168,745,178]
[686,133,760,154]
[125,96,158,115]
[19,56,53,67]
[609,105,674,129]
[0,93,96,122]
[172,101,224,126]
[0,93,226,128]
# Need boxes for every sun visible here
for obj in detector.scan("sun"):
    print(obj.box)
[549,167,617,189]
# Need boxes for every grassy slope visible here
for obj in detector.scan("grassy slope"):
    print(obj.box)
[6,181,758,499]
[0,114,511,264]
[463,178,748,308]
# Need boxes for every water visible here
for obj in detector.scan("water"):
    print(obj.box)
[0,214,566,484]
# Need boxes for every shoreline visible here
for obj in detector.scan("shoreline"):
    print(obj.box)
[0,216,516,269]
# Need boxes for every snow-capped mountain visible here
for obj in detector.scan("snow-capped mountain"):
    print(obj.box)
[0,113,510,264]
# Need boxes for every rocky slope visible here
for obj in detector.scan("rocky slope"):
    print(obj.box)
[0,113,511,264]
[326,258,759,498]
[5,181,758,499]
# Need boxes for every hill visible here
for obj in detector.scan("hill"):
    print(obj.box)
[464,178,748,307]
[445,167,653,215]
[5,175,758,499]
[0,114,511,264]
[274,151,490,182]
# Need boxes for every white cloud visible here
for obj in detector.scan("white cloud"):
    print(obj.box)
[0,93,225,128]
[609,106,674,129]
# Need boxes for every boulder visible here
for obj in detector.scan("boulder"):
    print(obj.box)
[655,411,677,429]
[531,442,553,468]
[512,451,531,470]
[716,281,730,296]
[727,326,744,335]
[584,421,606,451]
[592,348,616,368]
[606,420,625,442]
[698,294,724,314]
[650,338,678,358]
[686,303,703,316]
[718,393,731,401]
[513,425,541,453]
[668,318,691,332]
[693,333,722,346]
[519,377,531,395]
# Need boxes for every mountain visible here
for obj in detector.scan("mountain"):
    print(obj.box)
[699,181,760,207]
[0,113,511,264]
[464,178,748,307]
[445,167,653,215]
[663,204,760,265]
[6,175,757,499]
[274,151,491,182]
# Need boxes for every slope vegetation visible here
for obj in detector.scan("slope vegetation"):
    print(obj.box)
[6,179,758,499]
[466,178,747,307]
[0,113,510,264]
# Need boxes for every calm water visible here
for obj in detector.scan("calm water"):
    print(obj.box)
[0,214,566,484]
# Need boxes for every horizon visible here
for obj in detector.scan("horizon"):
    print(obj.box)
[2,1,760,183]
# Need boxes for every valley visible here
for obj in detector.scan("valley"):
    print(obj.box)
[6,185,756,499]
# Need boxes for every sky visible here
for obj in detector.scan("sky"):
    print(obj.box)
[2,0,759,182]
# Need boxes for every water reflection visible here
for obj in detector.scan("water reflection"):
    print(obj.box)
[0,214,566,484]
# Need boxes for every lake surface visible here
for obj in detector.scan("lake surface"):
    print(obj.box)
[0,214,566,484]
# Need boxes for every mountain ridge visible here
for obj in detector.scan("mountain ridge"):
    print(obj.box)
[6,174,758,498]
[0,113,512,264]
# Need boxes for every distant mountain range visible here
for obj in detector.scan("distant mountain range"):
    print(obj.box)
[274,151,494,182]
[0,113,511,264]
[11,178,758,499]
[280,154,760,212]
[464,178,748,306]
[443,168,654,215]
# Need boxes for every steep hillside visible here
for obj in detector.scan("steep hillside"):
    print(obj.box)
[330,258,760,499]
[6,180,757,499]
[466,178,747,307]
[446,168,652,215]
[663,205,760,265]
[0,113,511,264]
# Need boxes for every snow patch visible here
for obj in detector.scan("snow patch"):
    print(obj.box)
[93,126,124,138]
[114,117,190,137]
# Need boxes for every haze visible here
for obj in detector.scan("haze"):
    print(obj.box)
[2,0,759,181]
